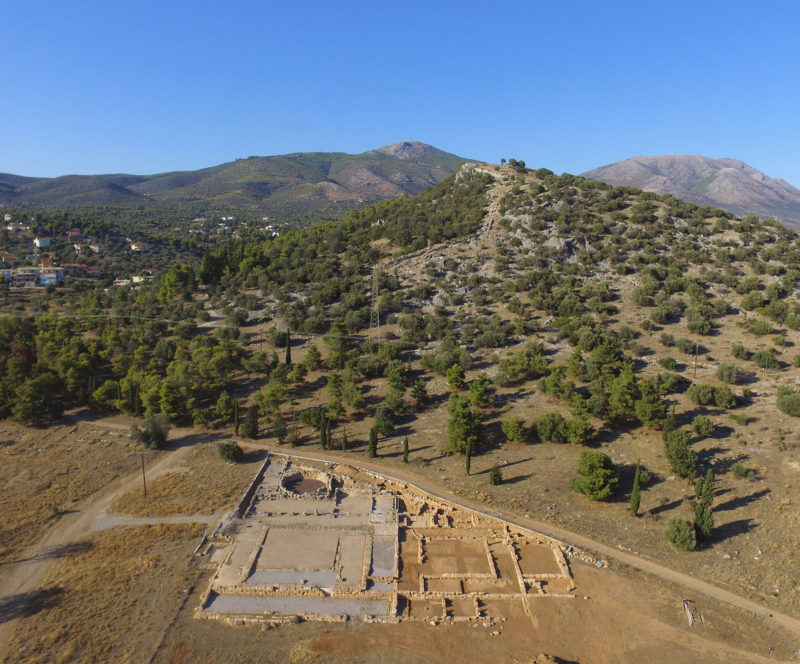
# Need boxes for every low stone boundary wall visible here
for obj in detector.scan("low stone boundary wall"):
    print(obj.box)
[235,452,271,518]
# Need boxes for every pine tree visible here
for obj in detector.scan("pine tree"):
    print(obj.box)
[273,411,287,444]
[368,427,378,458]
[402,436,409,463]
[240,406,259,439]
[285,329,291,365]
[630,461,641,517]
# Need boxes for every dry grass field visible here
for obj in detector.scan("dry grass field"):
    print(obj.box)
[110,443,267,517]
[0,417,143,564]
[3,523,204,664]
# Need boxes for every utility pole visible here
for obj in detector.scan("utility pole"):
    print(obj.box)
[137,452,147,500]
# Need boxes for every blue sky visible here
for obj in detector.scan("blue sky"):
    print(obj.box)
[2,1,800,185]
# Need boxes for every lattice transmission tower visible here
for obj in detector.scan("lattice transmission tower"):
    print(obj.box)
[369,268,381,348]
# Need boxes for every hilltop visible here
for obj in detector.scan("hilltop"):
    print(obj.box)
[0,141,466,219]
[583,154,800,228]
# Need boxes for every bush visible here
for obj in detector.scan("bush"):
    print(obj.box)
[731,343,750,360]
[748,319,772,336]
[130,414,170,450]
[753,349,779,369]
[715,363,740,384]
[731,461,754,479]
[501,416,526,443]
[691,415,715,438]
[571,450,619,500]
[658,357,678,370]
[713,385,737,409]
[686,383,714,405]
[777,386,800,416]
[566,417,597,445]
[664,516,697,551]
[660,333,675,347]
[217,440,244,463]
[533,412,568,443]
[676,338,696,355]
[489,465,503,485]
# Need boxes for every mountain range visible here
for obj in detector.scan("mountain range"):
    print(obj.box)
[0,141,466,218]
[583,155,800,229]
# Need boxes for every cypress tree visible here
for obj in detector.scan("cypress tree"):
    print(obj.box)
[341,429,348,452]
[368,427,378,458]
[630,461,641,517]
[695,468,715,541]
[465,436,473,475]
[233,400,240,436]
[402,436,409,463]
[285,329,291,365]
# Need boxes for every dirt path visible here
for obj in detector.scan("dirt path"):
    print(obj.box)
[263,445,800,648]
[0,439,197,652]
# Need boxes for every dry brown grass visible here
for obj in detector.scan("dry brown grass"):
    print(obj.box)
[4,523,203,664]
[0,420,143,563]
[110,443,266,517]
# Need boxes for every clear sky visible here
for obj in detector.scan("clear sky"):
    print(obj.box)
[2,1,800,186]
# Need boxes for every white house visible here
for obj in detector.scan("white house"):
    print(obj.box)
[34,236,51,248]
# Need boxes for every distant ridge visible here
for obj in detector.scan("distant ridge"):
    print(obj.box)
[0,141,466,218]
[583,155,800,229]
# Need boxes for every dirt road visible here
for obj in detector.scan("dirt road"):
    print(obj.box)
[263,444,800,649]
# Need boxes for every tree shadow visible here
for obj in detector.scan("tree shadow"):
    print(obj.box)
[715,489,771,513]
[712,518,756,543]
[4,540,95,567]
[648,498,685,516]
[501,473,532,485]
[0,587,64,623]
[165,431,220,451]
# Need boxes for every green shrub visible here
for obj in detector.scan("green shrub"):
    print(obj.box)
[728,412,750,426]
[501,416,526,443]
[753,349,779,369]
[660,332,675,347]
[676,338,696,355]
[571,450,619,500]
[731,461,754,479]
[777,386,800,416]
[715,363,739,384]
[217,440,244,463]
[748,319,772,336]
[489,465,503,485]
[130,414,170,450]
[664,516,697,551]
[658,357,678,370]
[691,415,715,438]
[713,385,737,409]
[533,412,568,443]
[731,343,750,360]
[687,383,714,405]
[566,417,597,445]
